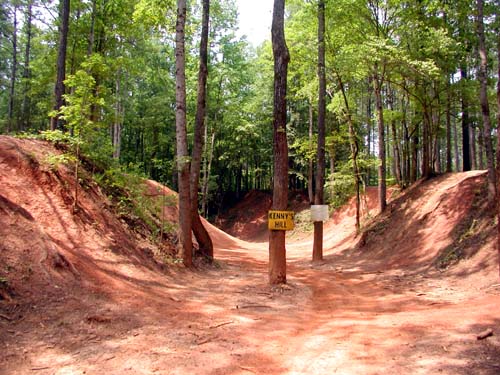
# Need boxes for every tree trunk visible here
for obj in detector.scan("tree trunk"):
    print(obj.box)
[388,87,402,186]
[470,125,477,170]
[410,122,419,183]
[373,71,386,212]
[313,0,326,262]
[453,112,460,172]
[21,0,33,131]
[446,76,452,172]
[461,66,471,171]
[308,101,314,203]
[112,73,122,160]
[477,0,496,202]
[337,72,360,231]
[496,8,500,280]
[421,102,432,178]
[201,129,215,218]
[50,0,70,131]
[87,0,96,56]
[269,0,290,285]
[7,4,18,133]
[190,0,213,260]
[175,0,192,267]
[366,79,373,185]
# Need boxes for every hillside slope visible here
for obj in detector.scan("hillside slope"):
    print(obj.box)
[1,136,499,375]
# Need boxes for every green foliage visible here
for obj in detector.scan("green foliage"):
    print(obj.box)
[290,208,314,235]
[96,166,177,242]
[37,130,77,146]
[325,165,355,209]
[43,153,76,171]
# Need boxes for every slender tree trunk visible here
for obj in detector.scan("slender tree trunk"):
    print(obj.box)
[308,101,314,203]
[269,0,290,285]
[470,125,477,170]
[478,129,485,170]
[7,4,18,133]
[366,79,373,186]
[401,95,411,187]
[432,102,441,174]
[453,113,460,172]
[496,8,500,280]
[337,72,360,231]
[388,87,402,186]
[201,129,215,217]
[50,0,70,131]
[410,122,419,183]
[21,0,33,131]
[461,66,471,171]
[421,102,432,178]
[313,0,326,262]
[88,0,96,56]
[190,0,213,260]
[446,76,452,172]
[477,0,496,202]
[373,71,386,212]
[113,72,122,160]
[175,0,192,267]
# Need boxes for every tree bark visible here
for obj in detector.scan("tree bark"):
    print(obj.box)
[461,66,471,171]
[410,122,419,183]
[477,0,496,202]
[446,75,452,172]
[112,72,122,160]
[21,0,33,131]
[50,0,70,131]
[269,0,290,285]
[190,0,213,260]
[201,129,215,217]
[7,4,18,133]
[337,72,360,231]
[495,6,500,280]
[453,111,460,172]
[373,71,386,212]
[308,100,314,204]
[313,0,326,262]
[175,0,192,267]
[388,87,402,186]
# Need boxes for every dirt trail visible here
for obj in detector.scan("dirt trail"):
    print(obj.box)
[1,137,499,375]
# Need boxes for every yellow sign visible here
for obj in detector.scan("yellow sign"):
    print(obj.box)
[268,210,295,231]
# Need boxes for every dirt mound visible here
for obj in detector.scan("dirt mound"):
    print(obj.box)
[0,136,170,303]
[218,190,272,241]
[218,190,310,242]
[346,172,496,273]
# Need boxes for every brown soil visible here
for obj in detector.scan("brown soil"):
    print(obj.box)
[1,136,499,375]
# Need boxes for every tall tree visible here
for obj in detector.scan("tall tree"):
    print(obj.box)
[495,2,500,279]
[175,0,192,267]
[312,0,325,261]
[190,0,213,260]
[269,0,290,285]
[50,0,70,130]
[476,0,496,202]
[7,2,17,133]
[21,0,33,130]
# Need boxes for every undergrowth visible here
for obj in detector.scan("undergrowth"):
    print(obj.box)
[435,180,495,269]
[19,130,178,248]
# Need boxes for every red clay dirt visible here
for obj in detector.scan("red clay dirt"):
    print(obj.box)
[1,136,499,375]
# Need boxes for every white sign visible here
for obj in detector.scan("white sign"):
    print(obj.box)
[311,205,329,222]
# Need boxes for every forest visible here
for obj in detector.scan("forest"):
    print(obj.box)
[1,0,499,240]
[1,1,500,373]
